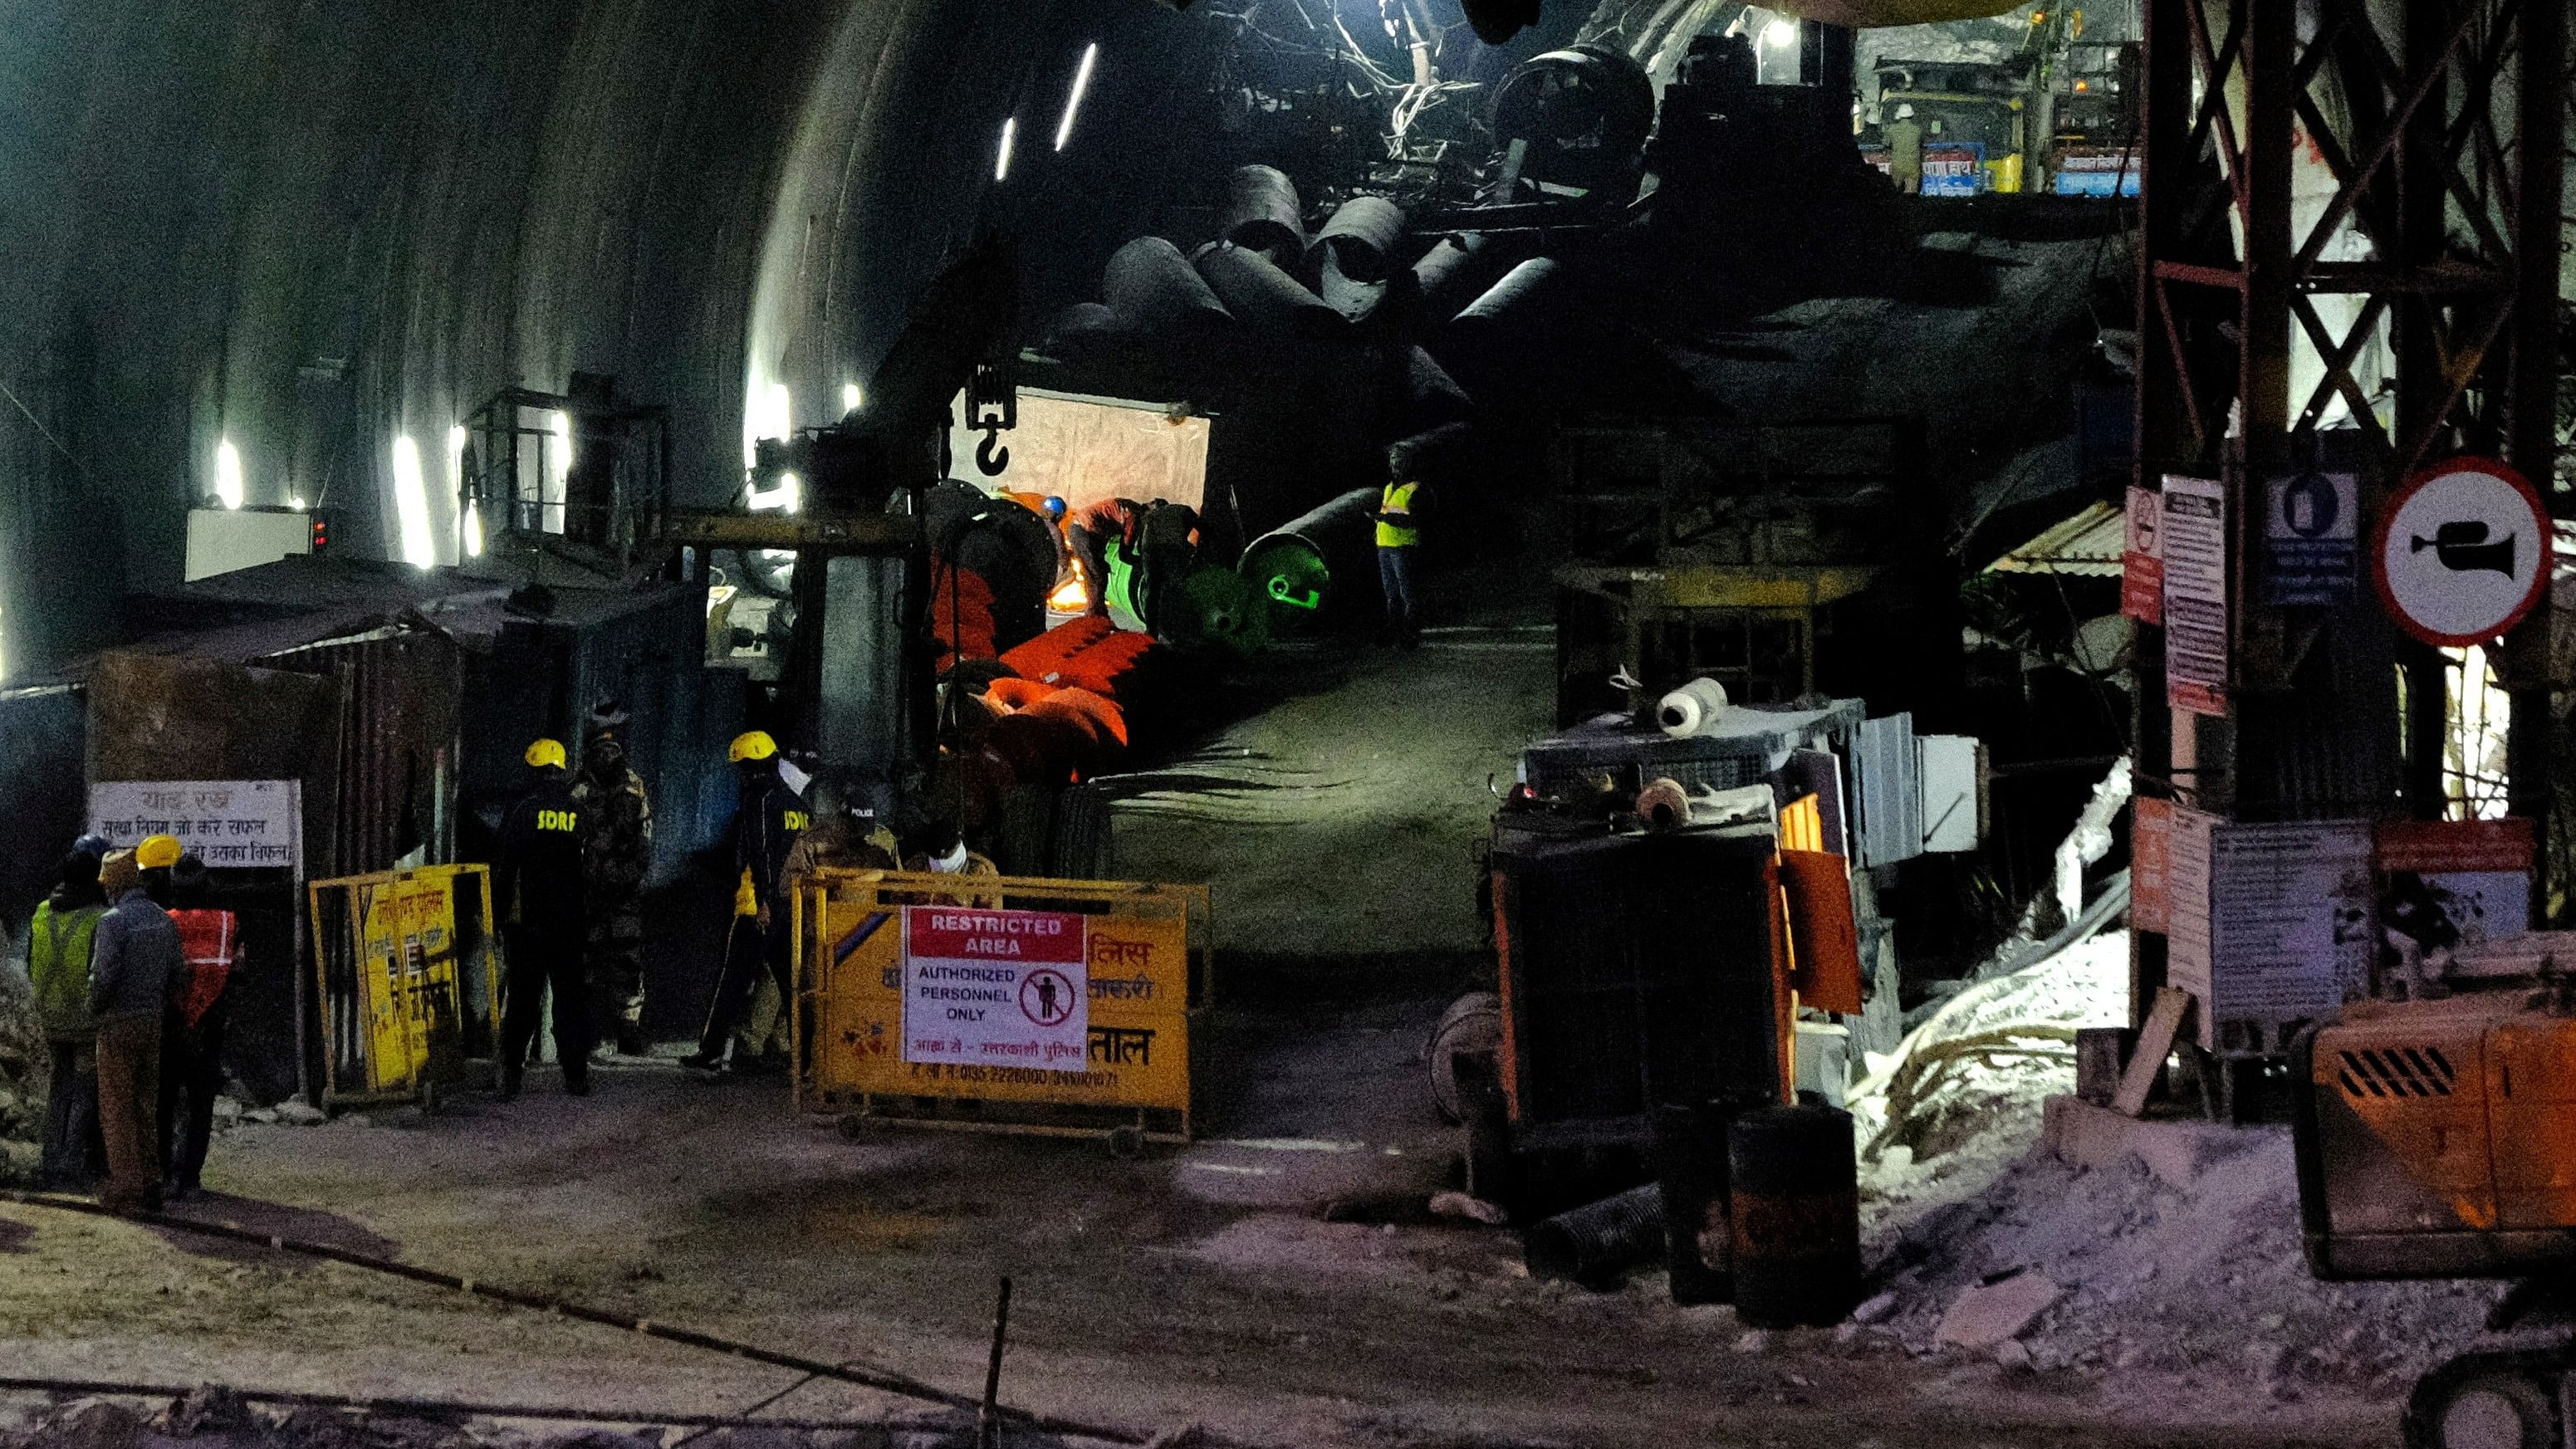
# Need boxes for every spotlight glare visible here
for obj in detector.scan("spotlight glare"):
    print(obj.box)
[214,438,245,510]
[391,436,437,570]
[995,117,1017,182]
[1055,44,1099,151]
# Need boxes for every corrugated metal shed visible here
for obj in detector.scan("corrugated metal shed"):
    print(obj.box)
[1985,500,2125,577]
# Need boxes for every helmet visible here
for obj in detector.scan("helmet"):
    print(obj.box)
[729,730,779,763]
[525,738,569,770]
[1043,496,1067,518]
[1894,103,1916,120]
[136,835,184,871]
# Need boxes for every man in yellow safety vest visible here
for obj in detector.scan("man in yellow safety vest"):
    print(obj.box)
[1375,448,1426,650]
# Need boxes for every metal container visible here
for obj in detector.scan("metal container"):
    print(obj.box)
[1104,236,1232,335]
[1524,1182,1663,1288]
[1728,1104,1861,1328]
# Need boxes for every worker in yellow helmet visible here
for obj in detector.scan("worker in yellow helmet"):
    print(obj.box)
[682,730,807,1075]
[494,739,590,1099]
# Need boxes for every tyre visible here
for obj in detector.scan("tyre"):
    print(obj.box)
[2409,1364,2560,1449]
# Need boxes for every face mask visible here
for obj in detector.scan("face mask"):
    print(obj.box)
[927,842,968,874]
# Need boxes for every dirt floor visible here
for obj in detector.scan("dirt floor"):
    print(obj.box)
[0,565,2444,1449]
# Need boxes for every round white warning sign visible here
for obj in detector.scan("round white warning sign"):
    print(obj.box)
[2372,458,2551,648]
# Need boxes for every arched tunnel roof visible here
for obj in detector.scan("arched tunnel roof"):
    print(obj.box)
[0,0,1240,671]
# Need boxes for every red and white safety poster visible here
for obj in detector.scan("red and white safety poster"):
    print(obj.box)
[901,906,1090,1073]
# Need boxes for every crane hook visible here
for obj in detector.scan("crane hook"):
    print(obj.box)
[975,427,1010,477]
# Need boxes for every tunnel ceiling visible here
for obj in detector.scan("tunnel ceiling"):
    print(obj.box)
[0,0,1288,676]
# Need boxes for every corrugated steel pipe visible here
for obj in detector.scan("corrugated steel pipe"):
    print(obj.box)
[1311,196,1407,283]
[1220,164,1306,268]
[1237,486,1381,631]
[1411,232,1508,327]
[1522,1182,1665,1288]
[1103,236,1232,336]
[1192,242,1345,339]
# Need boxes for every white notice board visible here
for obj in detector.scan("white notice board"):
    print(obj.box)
[2164,805,2218,1046]
[87,780,301,870]
[2161,476,2228,716]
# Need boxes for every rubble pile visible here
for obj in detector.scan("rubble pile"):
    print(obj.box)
[0,957,47,1182]
[1864,1131,2496,1402]
[1831,922,2499,1404]
[0,1391,1124,1449]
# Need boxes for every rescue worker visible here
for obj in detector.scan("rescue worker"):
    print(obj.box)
[30,845,107,1188]
[572,702,654,1056]
[681,731,806,1075]
[159,853,234,1198]
[496,738,591,1099]
[725,775,897,1072]
[1885,103,1925,194]
[901,817,998,879]
[1065,497,1137,620]
[87,838,184,1215]
[1376,446,1427,650]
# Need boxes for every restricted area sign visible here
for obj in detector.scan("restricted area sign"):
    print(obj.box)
[901,906,1089,1072]
[2373,457,2552,647]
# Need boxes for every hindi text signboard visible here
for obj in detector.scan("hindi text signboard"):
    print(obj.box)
[90,779,299,869]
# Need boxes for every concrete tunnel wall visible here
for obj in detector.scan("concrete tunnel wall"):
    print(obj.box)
[0,0,1193,678]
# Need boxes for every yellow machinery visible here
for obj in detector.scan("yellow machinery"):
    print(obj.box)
[2295,933,2576,1447]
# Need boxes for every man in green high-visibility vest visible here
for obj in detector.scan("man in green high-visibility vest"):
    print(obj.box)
[1375,445,1427,650]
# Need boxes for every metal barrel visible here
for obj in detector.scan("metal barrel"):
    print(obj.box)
[1727,1104,1862,1328]
[1193,241,1345,339]
[1236,486,1379,634]
[1312,195,1408,283]
[1425,991,1503,1123]
[1653,1101,1742,1305]
[1104,236,1233,335]
[1524,1182,1665,1288]
[1221,164,1306,267]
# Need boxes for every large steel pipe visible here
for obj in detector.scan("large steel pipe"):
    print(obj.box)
[1193,242,1346,339]
[1104,236,1233,335]
[1413,232,1512,328]
[1312,195,1408,283]
[1220,164,1306,268]
[1237,485,1380,634]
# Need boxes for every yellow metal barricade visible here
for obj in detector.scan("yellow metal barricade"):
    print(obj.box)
[794,869,1212,1141]
[307,864,501,1110]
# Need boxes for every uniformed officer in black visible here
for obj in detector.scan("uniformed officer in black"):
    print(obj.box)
[497,738,592,1099]
[683,730,807,1074]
